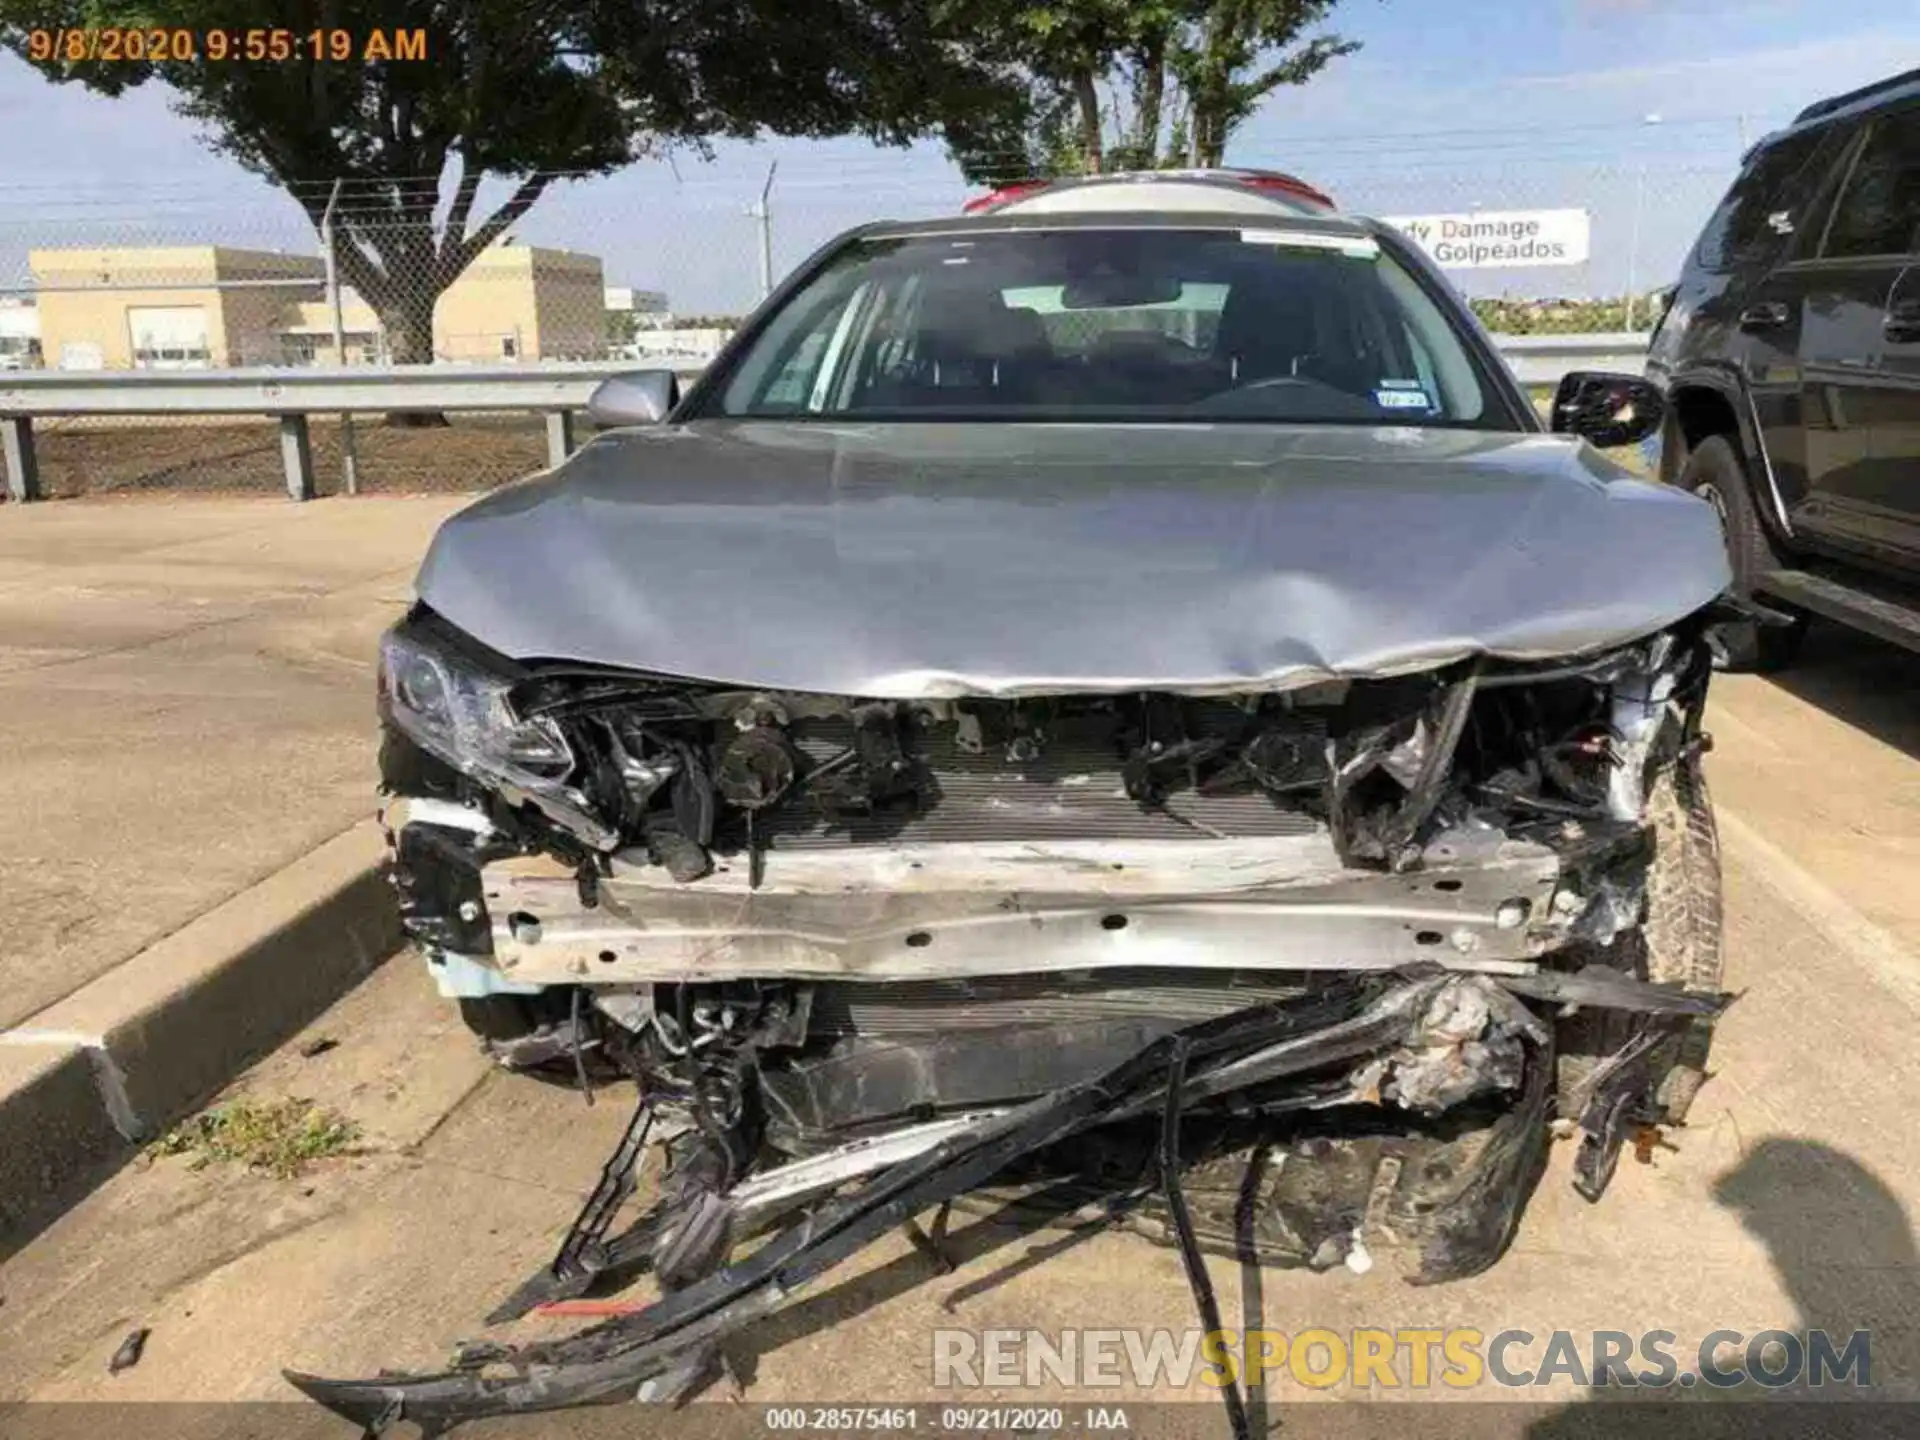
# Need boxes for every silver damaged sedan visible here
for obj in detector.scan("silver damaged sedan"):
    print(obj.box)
[294,171,1739,1430]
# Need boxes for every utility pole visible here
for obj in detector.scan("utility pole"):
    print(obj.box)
[1623,114,1662,333]
[320,179,360,496]
[1625,163,1647,332]
[749,161,778,301]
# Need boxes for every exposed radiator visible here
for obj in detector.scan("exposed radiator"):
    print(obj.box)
[806,967,1317,1035]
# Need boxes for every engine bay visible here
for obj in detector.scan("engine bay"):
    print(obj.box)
[382,603,1687,892]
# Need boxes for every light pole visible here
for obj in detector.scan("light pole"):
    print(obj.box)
[320,179,360,495]
[1624,113,1661,332]
[748,161,778,301]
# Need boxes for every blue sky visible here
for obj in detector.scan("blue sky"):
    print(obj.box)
[0,0,1913,311]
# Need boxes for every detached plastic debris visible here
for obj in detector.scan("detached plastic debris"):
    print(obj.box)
[285,967,1729,1437]
[108,1326,150,1375]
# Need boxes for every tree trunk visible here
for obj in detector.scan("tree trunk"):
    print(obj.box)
[1132,35,1166,167]
[1196,117,1225,168]
[384,294,436,364]
[1188,90,1227,168]
[322,171,551,426]
[379,290,448,427]
[1189,8,1227,168]
[1071,68,1103,173]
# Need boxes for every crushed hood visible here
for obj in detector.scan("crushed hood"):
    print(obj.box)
[416,421,1730,697]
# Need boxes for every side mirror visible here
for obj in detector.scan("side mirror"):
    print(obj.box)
[586,370,679,428]
[1549,370,1665,449]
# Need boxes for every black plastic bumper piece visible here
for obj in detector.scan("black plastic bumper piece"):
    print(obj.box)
[285,964,1729,1434]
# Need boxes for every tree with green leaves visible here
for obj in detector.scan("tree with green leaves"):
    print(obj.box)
[0,1,1025,369]
[949,0,1358,183]
[606,308,640,350]
[1171,1,1358,167]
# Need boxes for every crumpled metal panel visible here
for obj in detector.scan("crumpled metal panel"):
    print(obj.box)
[415,420,1729,698]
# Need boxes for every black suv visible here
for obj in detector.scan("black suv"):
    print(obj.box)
[1649,68,1920,668]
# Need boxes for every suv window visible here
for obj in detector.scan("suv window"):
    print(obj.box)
[1691,126,1841,272]
[1821,106,1920,258]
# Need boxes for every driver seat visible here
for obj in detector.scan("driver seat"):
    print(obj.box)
[874,293,1056,407]
[1213,276,1321,384]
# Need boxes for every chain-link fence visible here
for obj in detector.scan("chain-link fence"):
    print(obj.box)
[10,413,555,501]
[0,133,1765,500]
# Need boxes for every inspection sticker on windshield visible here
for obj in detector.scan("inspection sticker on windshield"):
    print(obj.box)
[1239,228,1379,258]
[1374,381,1432,410]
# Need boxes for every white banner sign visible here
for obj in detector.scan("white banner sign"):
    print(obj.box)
[1382,208,1591,268]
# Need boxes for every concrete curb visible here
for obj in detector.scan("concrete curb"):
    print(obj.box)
[0,819,399,1249]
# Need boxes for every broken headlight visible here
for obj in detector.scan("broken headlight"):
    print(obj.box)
[377,622,575,793]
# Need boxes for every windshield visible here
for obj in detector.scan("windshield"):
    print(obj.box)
[712,226,1504,426]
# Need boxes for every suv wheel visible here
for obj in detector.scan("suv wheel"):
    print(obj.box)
[1679,435,1806,671]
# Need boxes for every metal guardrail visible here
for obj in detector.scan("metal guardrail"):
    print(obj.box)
[0,361,708,502]
[0,336,1647,503]
[1493,332,1651,385]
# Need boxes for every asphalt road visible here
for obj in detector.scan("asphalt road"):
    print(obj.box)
[0,605,1914,1432]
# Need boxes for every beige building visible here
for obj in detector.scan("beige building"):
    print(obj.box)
[29,240,606,369]
[433,243,607,361]
[31,247,322,370]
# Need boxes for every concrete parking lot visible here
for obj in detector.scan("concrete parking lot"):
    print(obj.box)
[0,497,1916,1432]
[0,494,466,1027]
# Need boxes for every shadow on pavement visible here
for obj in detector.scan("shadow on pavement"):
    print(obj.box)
[1526,1137,1917,1438]
[1712,1138,1919,1385]
[1764,620,1920,763]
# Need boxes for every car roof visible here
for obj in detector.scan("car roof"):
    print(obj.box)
[1791,67,1920,127]
[963,169,1341,219]
[854,206,1381,246]
[1745,67,1920,162]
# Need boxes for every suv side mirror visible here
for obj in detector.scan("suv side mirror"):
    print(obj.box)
[586,370,679,427]
[1549,370,1665,449]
